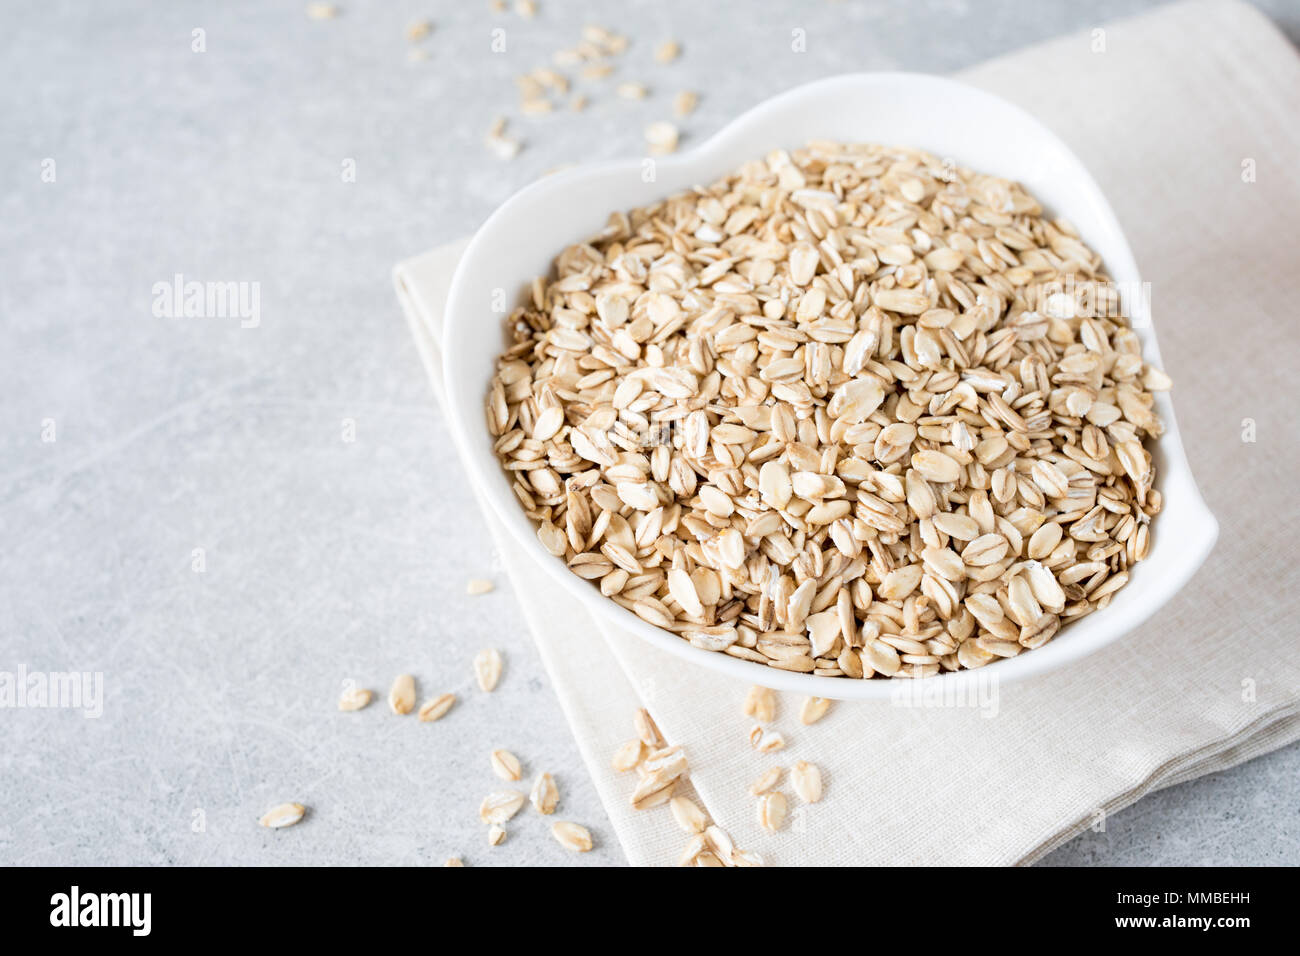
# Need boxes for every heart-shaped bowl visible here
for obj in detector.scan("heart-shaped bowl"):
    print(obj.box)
[442,72,1218,700]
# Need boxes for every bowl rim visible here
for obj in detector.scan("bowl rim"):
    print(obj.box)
[442,71,1219,700]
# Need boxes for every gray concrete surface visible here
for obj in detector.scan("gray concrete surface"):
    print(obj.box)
[1,0,1296,867]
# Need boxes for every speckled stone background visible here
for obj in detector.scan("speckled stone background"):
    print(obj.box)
[2,0,1296,867]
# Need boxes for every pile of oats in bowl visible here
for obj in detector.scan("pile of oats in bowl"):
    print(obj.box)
[486,142,1170,679]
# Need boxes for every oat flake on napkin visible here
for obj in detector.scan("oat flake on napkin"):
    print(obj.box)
[395,0,1300,865]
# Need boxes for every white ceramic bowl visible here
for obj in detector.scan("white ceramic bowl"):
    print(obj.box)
[443,72,1218,700]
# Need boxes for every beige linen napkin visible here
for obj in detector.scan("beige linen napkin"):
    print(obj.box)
[395,0,1300,866]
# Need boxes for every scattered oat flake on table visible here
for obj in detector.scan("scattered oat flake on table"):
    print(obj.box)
[444,856,464,867]
[685,828,765,867]
[388,674,415,715]
[480,790,526,824]
[750,766,782,796]
[631,764,685,810]
[642,744,687,778]
[418,693,456,722]
[654,40,680,63]
[644,121,679,155]
[406,20,431,41]
[672,90,698,116]
[704,824,736,862]
[610,739,643,772]
[530,772,559,814]
[485,118,521,160]
[337,686,372,711]
[516,73,544,99]
[306,3,338,19]
[743,685,775,723]
[679,833,707,866]
[633,707,664,747]
[630,769,678,810]
[551,821,593,852]
[799,696,831,725]
[616,82,647,100]
[486,134,522,160]
[757,792,787,832]
[466,578,494,595]
[570,93,588,112]
[515,0,536,18]
[791,761,824,803]
[534,67,568,93]
[487,824,506,846]
[580,25,626,55]
[259,802,306,829]
[669,795,707,833]
[490,748,523,781]
[749,726,785,753]
[474,648,503,692]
